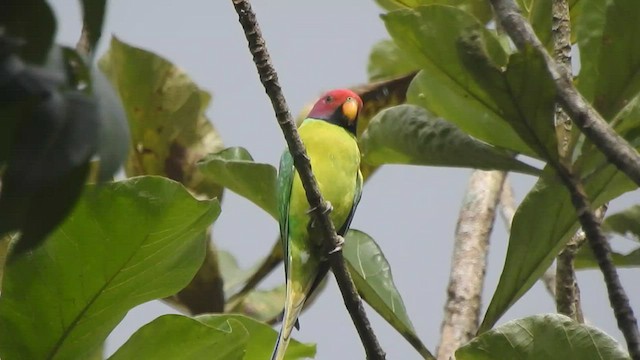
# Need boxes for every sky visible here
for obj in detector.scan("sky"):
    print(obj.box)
[48,1,639,359]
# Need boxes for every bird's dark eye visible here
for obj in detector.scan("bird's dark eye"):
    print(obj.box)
[325,95,333,103]
[346,96,353,101]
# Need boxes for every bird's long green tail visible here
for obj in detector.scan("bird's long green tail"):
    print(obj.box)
[271,283,307,360]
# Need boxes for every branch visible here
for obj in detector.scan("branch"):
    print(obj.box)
[488,0,640,187]
[438,170,506,359]
[230,1,385,358]
[556,166,640,359]
[555,230,585,322]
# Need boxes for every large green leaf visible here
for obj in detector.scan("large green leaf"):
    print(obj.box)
[367,39,418,82]
[198,147,278,218]
[374,0,493,23]
[109,315,249,360]
[480,164,636,332]
[516,0,553,49]
[0,177,220,359]
[576,0,640,119]
[359,104,541,175]
[384,6,535,156]
[198,314,316,360]
[459,314,630,360]
[344,230,433,359]
[99,36,224,197]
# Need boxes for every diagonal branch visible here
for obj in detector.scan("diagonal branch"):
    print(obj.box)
[230,1,385,359]
[488,0,640,187]
[438,170,506,359]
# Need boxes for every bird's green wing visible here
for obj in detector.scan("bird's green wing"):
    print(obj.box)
[277,150,294,276]
[337,169,363,236]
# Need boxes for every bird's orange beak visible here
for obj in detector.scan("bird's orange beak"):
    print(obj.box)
[342,97,359,123]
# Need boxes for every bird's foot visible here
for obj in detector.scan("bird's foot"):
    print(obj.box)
[328,235,345,255]
[307,201,333,215]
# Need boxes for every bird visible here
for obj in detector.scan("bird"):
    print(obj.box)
[271,89,364,360]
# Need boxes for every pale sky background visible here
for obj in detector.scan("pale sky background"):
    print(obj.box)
[48,1,639,359]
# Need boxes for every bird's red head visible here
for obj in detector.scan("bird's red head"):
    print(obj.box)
[307,89,363,135]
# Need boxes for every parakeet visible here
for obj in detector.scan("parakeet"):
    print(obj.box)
[271,89,364,360]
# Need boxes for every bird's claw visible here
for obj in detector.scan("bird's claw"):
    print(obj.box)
[307,201,333,215]
[328,235,345,255]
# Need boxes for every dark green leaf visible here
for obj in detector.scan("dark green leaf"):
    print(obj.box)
[360,104,541,175]
[197,314,316,360]
[384,6,535,156]
[0,0,56,64]
[603,205,640,240]
[0,177,220,359]
[344,230,433,359]
[480,164,636,332]
[109,315,249,360]
[367,39,417,82]
[99,36,224,197]
[576,0,640,119]
[459,314,630,360]
[575,246,640,269]
[198,147,278,218]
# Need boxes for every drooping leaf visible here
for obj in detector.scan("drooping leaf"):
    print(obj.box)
[459,314,630,360]
[109,315,249,360]
[344,230,433,359]
[384,6,535,156]
[0,177,220,359]
[480,165,636,332]
[198,147,278,218]
[99,36,224,197]
[359,104,541,175]
[198,314,316,360]
[367,39,418,82]
[0,0,56,64]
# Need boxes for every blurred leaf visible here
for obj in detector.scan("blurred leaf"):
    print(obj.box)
[198,147,277,218]
[0,0,56,64]
[230,285,286,324]
[198,314,316,360]
[367,39,417,82]
[603,205,640,240]
[385,6,536,156]
[218,249,264,294]
[576,0,640,119]
[79,0,107,56]
[0,177,220,359]
[576,246,640,269]
[99,36,224,197]
[92,66,130,181]
[459,314,630,360]
[374,0,493,23]
[516,0,553,50]
[480,164,636,332]
[109,315,249,360]
[344,230,433,359]
[360,104,541,175]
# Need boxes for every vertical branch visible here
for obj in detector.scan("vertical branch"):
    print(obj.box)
[555,231,585,322]
[230,1,385,358]
[437,170,506,359]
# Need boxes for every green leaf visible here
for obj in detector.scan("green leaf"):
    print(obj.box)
[458,314,630,360]
[516,0,553,50]
[198,147,278,218]
[99,36,224,197]
[374,0,493,23]
[575,246,640,269]
[232,285,286,324]
[604,205,640,240]
[367,39,418,81]
[0,177,220,359]
[344,230,433,359]
[359,104,541,175]
[576,0,640,119]
[219,249,264,294]
[109,315,249,360]
[384,6,536,156]
[480,164,636,332]
[197,314,316,360]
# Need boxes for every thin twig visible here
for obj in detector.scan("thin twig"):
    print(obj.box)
[438,170,506,359]
[556,166,640,358]
[555,231,585,322]
[230,1,385,358]
[489,0,640,187]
